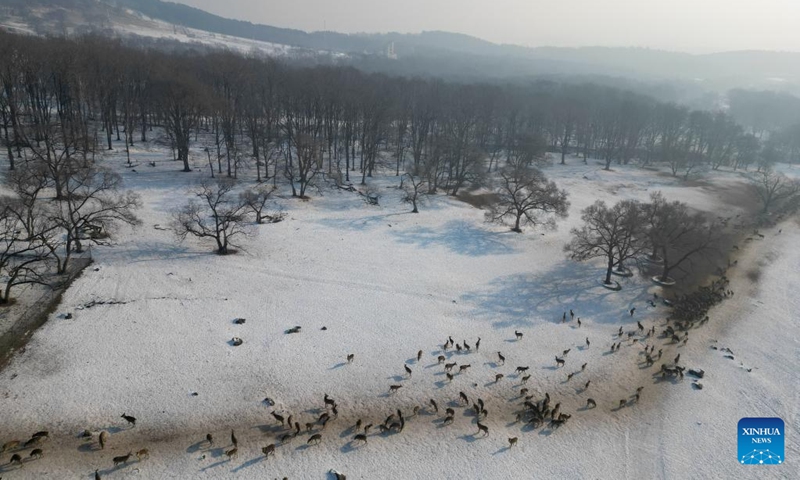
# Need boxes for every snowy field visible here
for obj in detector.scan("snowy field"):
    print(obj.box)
[0,147,797,479]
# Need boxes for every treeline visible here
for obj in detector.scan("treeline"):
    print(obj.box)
[2,31,798,201]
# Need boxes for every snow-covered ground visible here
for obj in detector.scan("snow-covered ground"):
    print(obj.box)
[0,149,796,479]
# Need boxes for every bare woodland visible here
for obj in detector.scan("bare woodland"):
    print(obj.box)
[0,31,799,300]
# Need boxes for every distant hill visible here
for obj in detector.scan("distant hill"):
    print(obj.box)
[1,0,799,97]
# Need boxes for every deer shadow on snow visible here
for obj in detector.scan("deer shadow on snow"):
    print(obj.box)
[461,260,652,329]
[231,455,266,473]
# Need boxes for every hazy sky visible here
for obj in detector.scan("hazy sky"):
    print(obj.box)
[173,0,800,53]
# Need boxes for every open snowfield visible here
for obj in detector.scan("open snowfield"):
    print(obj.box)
[0,148,797,479]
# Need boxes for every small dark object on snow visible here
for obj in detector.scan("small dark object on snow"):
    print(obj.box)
[321,326,327,330]
[692,382,703,390]
[233,318,246,324]
[64,313,73,319]
[724,355,734,360]
[285,326,302,334]
[121,413,137,426]
[231,337,243,346]
[687,369,705,379]
[191,392,199,396]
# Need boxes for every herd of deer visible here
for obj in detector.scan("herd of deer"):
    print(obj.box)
[1,301,698,477]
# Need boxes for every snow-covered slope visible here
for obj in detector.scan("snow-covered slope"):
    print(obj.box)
[0,148,796,479]
[0,7,320,58]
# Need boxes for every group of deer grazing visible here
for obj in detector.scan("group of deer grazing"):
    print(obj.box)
[2,295,706,477]
[0,414,147,478]
[0,430,48,469]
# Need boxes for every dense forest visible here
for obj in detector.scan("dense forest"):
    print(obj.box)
[2,31,799,188]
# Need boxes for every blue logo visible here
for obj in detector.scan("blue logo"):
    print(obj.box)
[738,417,784,465]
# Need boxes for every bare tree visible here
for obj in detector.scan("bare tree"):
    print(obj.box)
[0,200,54,303]
[173,179,250,255]
[52,166,141,272]
[752,168,800,214]
[285,133,323,198]
[155,67,205,172]
[487,162,569,233]
[565,199,644,286]
[240,185,278,224]
[5,163,49,239]
[402,168,428,213]
[644,193,721,282]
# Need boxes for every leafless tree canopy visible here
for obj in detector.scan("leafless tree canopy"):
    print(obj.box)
[486,162,569,233]
[752,168,800,215]
[565,199,645,285]
[173,179,252,255]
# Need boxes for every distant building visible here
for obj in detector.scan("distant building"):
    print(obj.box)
[387,42,397,60]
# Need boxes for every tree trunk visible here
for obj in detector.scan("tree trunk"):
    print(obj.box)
[513,213,522,233]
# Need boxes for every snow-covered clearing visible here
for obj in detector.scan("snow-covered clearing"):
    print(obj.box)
[0,149,797,479]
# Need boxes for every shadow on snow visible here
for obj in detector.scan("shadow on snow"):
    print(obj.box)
[461,260,652,328]
[390,220,518,257]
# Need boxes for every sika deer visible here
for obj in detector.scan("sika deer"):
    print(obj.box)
[271,412,285,426]
[262,444,276,457]
[113,452,133,466]
[324,394,337,408]
[2,440,20,452]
